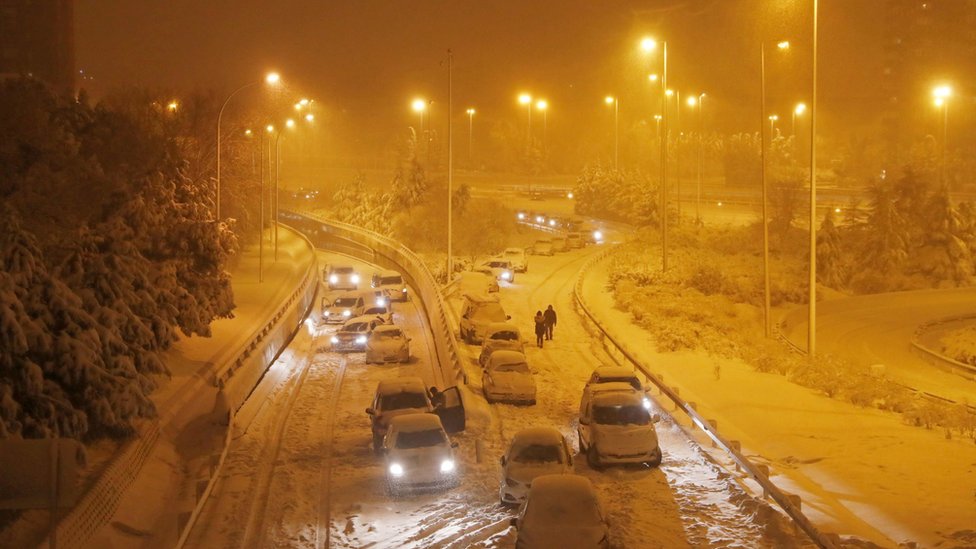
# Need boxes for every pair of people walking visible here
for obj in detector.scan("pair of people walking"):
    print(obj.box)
[533,305,558,348]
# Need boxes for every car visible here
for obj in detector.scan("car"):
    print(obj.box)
[503,247,528,273]
[577,382,662,469]
[499,427,574,506]
[550,236,567,253]
[331,315,383,352]
[510,474,610,549]
[478,322,525,367]
[582,225,604,244]
[565,231,583,249]
[459,293,510,344]
[382,413,459,495]
[366,377,465,452]
[482,350,536,405]
[365,324,410,364]
[363,302,394,324]
[325,264,360,291]
[465,267,500,293]
[321,292,368,324]
[581,366,652,411]
[482,259,516,283]
[530,238,553,256]
[372,270,409,302]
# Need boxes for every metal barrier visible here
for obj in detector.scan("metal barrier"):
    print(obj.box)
[573,246,837,549]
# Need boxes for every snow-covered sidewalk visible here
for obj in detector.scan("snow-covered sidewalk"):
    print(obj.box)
[580,248,976,548]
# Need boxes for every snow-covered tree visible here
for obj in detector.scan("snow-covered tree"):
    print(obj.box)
[817,209,847,288]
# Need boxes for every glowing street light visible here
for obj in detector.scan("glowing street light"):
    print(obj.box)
[536,100,548,149]
[305,113,314,122]
[216,71,282,219]
[518,93,533,142]
[167,100,179,112]
[604,96,619,169]
[648,73,659,83]
[640,35,669,271]
[688,93,706,221]
[792,102,807,136]
[932,84,952,185]
[285,118,296,129]
[466,107,476,162]
[640,37,657,52]
[769,114,779,135]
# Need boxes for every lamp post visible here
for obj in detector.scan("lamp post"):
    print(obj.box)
[604,96,619,169]
[642,36,668,271]
[466,108,476,164]
[687,93,705,222]
[768,114,779,136]
[792,102,806,137]
[411,98,427,164]
[215,71,280,220]
[448,49,454,281]
[536,99,548,151]
[518,93,533,145]
[259,124,274,282]
[933,85,952,187]
[809,0,819,357]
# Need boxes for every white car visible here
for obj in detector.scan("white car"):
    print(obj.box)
[363,303,394,325]
[331,315,383,352]
[366,377,466,452]
[325,264,360,290]
[530,238,553,256]
[382,413,459,495]
[478,322,525,367]
[510,474,610,549]
[503,247,528,273]
[372,270,409,302]
[482,259,515,283]
[321,292,367,324]
[468,267,500,292]
[581,366,652,411]
[482,350,536,405]
[459,293,510,344]
[577,382,662,469]
[499,427,574,506]
[365,324,410,364]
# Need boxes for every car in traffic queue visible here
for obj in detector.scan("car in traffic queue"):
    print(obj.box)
[321,292,368,324]
[577,382,662,469]
[550,236,567,253]
[478,322,525,367]
[530,238,554,256]
[459,293,510,344]
[482,350,536,405]
[365,324,410,364]
[499,427,574,506]
[459,268,499,294]
[581,365,652,411]
[363,302,394,324]
[510,474,610,549]
[325,264,360,291]
[331,315,384,352]
[372,269,409,302]
[366,377,465,452]
[502,247,529,273]
[565,231,583,249]
[382,413,459,496]
[482,258,516,283]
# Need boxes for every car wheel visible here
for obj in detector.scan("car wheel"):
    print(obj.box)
[645,448,663,468]
[587,446,602,470]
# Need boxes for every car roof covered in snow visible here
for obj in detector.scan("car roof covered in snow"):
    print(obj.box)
[372,324,402,334]
[591,366,639,380]
[488,350,528,366]
[462,292,500,303]
[376,269,402,278]
[589,382,643,406]
[342,314,380,326]
[527,474,598,504]
[486,322,520,335]
[504,247,524,253]
[388,412,444,432]
[376,377,428,395]
[511,427,565,447]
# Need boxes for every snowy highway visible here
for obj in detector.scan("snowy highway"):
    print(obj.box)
[184,241,807,548]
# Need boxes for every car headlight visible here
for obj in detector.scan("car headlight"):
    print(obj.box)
[401,288,407,293]
[343,310,351,317]
[517,213,525,220]
[329,274,338,283]
[323,310,330,316]
[548,219,556,227]
[536,216,544,223]
[389,463,404,477]
[593,230,603,241]
[356,335,367,344]
[330,336,339,344]
[351,274,360,284]
[643,397,652,410]
[440,459,456,474]
[501,271,511,280]
[377,297,386,307]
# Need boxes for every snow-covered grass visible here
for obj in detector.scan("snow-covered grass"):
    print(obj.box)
[939,325,976,366]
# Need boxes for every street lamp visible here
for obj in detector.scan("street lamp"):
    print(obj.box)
[466,108,475,163]
[768,114,779,136]
[412,98,428,163]
[536,99,548,150]
[604,96,618,169]
[640,35,668,271]
[167,100,179,112]
[687,93,706,222]
[518,93,533,143]
[215,71,281,220]
[792,102,806,137]
[933,84,952,186]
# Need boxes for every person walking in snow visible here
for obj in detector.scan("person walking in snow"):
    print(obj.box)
[543,305,557,340]
[533,310,546,348]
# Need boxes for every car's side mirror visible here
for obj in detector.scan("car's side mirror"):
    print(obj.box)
[366,408,375,415]
[506,315,511,320]
[579,417,590,425]
[509,518,518,528]
[651,414,661,423]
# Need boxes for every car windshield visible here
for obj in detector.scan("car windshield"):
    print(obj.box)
[471,303,507,322]
[379,276,402,285]
[599,377,642,391]
[493,360,529,373]
[374,329,403,340]
[395,428,447,449]
[333,297,359,307]
[364,307,387,315]
[490,330,519,341]
[380,392,428,411]
[333,267,354,274]
[487,261,508,268]
[513,443,564,464]
[593,404,650,426]
[340,322,369,333]
[504,250,521,257]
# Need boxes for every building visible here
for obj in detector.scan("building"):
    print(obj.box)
[0,0,74,93]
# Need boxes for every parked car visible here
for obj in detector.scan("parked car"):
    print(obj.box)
[503,247,529,273]
[565,231,583,249]
[325,264,360,290]
[530,238,553,256]
[363,302,394,324]
[478,322,525,367]
[483,259,516,283]
[331,315,383,352]
[510,474,610,549]
[459,269,499,294]
[499,427,574,506]
[581,366,652,411]
[372,269,409,302]
[550,236,567,253]
[321,292,368,324]
[366,377,465,452]
[459,293,510,344]
[577,382,662,469]
[382,413,460,496]
[482,350,536,405]
[365,324,410,364]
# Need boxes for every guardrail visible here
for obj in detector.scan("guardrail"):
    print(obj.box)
[280,210,465,388]
[573,246,836,549]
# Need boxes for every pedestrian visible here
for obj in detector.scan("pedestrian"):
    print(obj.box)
[533,310,546,348]
[543,305,557,340]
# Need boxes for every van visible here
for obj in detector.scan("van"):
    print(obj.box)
[565,231,583,249]
[459,293,510,344]
[531,238,553,256]
[550,237,567,253]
